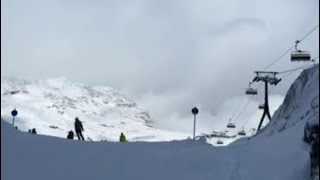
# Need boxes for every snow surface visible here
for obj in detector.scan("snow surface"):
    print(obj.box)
[2,65,318,180]
[0,119,310,180]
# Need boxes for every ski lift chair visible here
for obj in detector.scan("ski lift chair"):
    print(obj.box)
[291,51,311,61]
[238,128,246,136]
[227,122,236,128]
[246,88,258,95]
[245,82,258,95]
[217,139,224,145]
[226,118,236,128]
[291,40,311,62]
[258,103,265,110]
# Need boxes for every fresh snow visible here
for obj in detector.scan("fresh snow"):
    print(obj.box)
[1,65,318,180]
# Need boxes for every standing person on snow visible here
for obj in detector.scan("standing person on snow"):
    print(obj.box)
[74,117,85,141]
[31,128,37,134]
[120,132,126,143]
[67,130,74,140]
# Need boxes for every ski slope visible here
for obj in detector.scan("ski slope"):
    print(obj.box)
[1,65,318,180]
[0,118,310,180]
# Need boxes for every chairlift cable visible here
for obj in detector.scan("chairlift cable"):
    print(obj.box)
[233,95,255,124]
[229,95,246,120]
[299,25,319,42]
[231,83,262,124]
[263,45,296,70]
[279,63,318,75]
[276,57,318,79]
[242,113,255,128]
[279,70,299,79]
[240,85,276,129]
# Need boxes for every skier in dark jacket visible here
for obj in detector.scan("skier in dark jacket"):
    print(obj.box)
[67,130,74,139]
[74,117,85,141]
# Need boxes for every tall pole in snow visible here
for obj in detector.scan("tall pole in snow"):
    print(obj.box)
[191,107,199,140]
[11,108,18,127]
[193,114,196,140]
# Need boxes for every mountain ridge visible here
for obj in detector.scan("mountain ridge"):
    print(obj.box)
[1,76,189,141]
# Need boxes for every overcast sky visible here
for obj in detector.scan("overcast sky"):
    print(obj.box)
[1,0,319,134]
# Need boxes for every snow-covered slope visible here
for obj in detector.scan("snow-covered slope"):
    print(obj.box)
[1,119,214,180]
[1,77,189,141]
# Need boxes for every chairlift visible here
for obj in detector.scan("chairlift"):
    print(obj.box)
[238,128,246,136]
[291,40,311,62]
[217,139,224,145]
[246,88,258,95]
[226,118,236,128]
[227,122,236,129]
[227,123,236,128]
[245,82,258,95]
[258,103,265,110]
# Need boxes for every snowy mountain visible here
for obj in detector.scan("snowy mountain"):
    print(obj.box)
[1,77,189,141]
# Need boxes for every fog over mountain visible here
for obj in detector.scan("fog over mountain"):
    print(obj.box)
[1,0,319,133]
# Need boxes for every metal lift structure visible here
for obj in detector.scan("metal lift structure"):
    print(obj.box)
[252,71,281,131]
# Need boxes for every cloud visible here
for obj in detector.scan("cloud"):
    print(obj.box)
[1,0,319,134]
[135,89,284,134]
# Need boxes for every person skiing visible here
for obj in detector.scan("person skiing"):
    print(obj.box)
[67,130,74,139]
[31,128,37,134]
[120,132,126,143]
[74,117,85,141]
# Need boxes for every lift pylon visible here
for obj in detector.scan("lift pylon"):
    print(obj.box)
[252,71,281,131]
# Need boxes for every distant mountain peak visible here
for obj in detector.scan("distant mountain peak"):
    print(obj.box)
[1,77,188,142]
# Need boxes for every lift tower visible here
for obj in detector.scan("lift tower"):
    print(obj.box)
[252,71,281,131]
